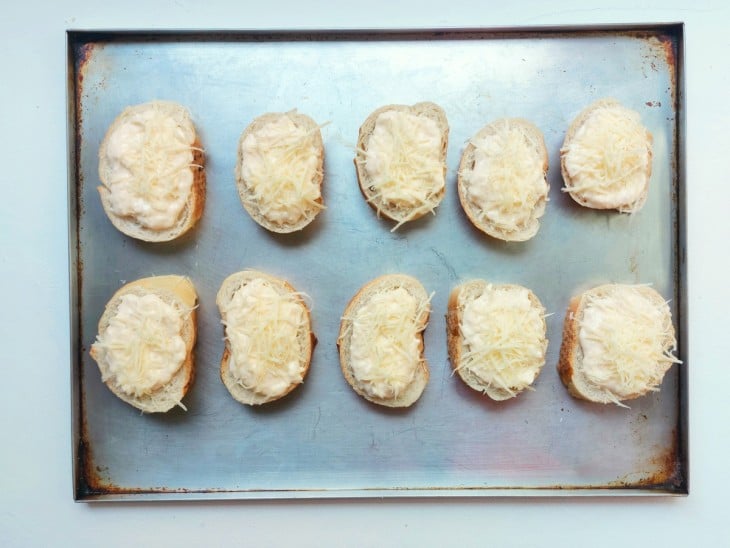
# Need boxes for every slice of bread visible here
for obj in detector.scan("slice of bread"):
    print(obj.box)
[337,274,430,407]
[558,284,680,406]
[90,275,198,413]
[354,102,448,230]
[98,100,206,242]
[457,118,549,241]
[216,270,315,405]
[446,280,547,400]
[560,98,652,213]
[235,111,325,233]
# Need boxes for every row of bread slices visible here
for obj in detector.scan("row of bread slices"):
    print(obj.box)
[97,98,653,242]
[90,271,680,413]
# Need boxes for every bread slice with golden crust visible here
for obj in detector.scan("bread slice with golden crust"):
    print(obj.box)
[98,101,205,242]
[216,270,315,405]
[235,111,325,233]
[560,98,652,213]
[457,118,549,241]
[447,280,547,400]
[90,275,197,413]
[354,102,448,230]
[337,274,430,407]
[558,284,680,406]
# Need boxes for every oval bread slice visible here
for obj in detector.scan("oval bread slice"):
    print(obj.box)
[89,275,198,413]
[337,274,430,407]
[216,270,315,405]
[457,118,549,241]
[446,280,547,400]
[98,100,206,242]
[558,283,680,406]
[354,102,449,230]
[560,98,652,213]
[235,111,324,233]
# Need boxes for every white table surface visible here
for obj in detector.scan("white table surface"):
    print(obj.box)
[1,1,728,546]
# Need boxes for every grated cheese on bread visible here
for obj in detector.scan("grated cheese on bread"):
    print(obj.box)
[216,270,315,405]
[560,98,653,213]
[337,274,431,407]
[354,102,449,231]
[558,283,681,406]
[235,111,325,233]
[90,275,198,413]
[97,101,206,242]
[458,118,549,242]
[447,280,547,400]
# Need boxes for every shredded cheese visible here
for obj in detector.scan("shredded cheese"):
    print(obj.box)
[561,103,651,212]
[348,286,428,400]
[239,114,323,225]
[457,285,545,396]
[222,278,307,398]
[462,120,547,232]
[578,286,681,400]
[361,110,445,228]
[101,102,199,229]
[92,293,187,397]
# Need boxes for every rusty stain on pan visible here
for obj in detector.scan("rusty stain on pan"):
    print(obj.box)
[641,429,683,490]
[71,39,98,336]
[604,429,683,491]
[71,37,93,501]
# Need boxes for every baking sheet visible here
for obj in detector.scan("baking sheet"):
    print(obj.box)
[68,26,686,500]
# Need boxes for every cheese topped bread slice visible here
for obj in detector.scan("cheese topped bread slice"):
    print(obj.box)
[217,270,315,405]
[558,283,681,406]
[337,274,431,407]
[236,111,324,233]
[90,275,198,413]
[458,118,549,241]
[354,102,449,230]
[561,98,653,213]
[447,280,547,400]
[98,101,205,242]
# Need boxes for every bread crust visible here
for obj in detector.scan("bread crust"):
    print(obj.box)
[89,275,198,413]
[557,284,677,405]
[337,274,430,407]
[98,101,206,242]
[216,270,315,405]
[560,98,652,213]
[457,118,549,242]
[447,280,547,400]
[557,295,582,398]
[354,102,448,227]
[235,111,324,233]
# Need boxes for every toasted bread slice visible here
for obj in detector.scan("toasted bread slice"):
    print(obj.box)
[558,284,680,406]
[354,102,448,230]
[447,280,547,400]
[98,101,205,242]
[457,118,549,241]
[560,98,652,213]
[90,275,198,413]
[216,270,315,405]
[337,274,430,407]
[235,111,325,233]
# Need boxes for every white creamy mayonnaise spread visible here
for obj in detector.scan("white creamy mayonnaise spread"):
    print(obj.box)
[223,278,306,398]
[101,102,196,229]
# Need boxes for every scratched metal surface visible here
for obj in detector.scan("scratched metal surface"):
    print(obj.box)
[68,27,685,500]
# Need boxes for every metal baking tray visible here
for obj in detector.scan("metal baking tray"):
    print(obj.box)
[67,25,686,501]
